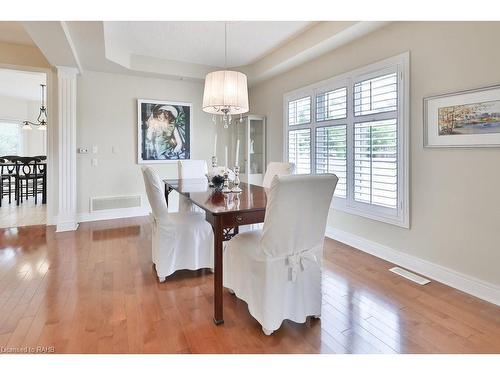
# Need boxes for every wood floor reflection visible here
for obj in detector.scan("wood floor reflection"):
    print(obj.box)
[0,217,499,353]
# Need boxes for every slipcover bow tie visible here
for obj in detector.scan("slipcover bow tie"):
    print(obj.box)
[287,249,318,282]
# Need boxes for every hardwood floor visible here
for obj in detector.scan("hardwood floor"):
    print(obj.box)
[0,194,46,229]
[0,217,499,354]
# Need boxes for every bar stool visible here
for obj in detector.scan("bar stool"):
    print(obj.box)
[15,157,45,205]
[0,157,16,206]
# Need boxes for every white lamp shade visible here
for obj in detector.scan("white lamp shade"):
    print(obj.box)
[202,70,249,115]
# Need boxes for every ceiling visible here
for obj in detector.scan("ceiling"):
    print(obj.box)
[103,21,313,67]
[0,21,34,46]
[0,68,46,101]
[17,21,389,84]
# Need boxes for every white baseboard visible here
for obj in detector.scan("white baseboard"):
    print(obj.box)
[56,221,79,232]
[55,213,79,232]
[325,226,500,306]
[78,207,149,223]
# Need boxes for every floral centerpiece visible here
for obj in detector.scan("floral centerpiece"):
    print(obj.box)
[210,174,225,191]
[206,167,235,191]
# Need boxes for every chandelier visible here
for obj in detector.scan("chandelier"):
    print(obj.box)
[202,23,249,128]
[22,84,48,131]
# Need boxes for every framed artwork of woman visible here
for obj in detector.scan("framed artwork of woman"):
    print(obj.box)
[137,99,192,163]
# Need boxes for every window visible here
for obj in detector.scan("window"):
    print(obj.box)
[288,129,311,174]
[283,53,409,227]
[288,96,311,126]
[354,119,397,208]
[354,73,397,116]
[316,125,347,197]
[316,87,347,121]
[0,122,22,155]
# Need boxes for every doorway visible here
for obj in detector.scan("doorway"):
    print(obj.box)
[0,67,48,228]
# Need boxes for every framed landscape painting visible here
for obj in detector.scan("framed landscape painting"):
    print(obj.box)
[137,99,192,163]
[424,85,500,147]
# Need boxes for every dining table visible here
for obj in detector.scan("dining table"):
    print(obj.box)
[163,178,268,325]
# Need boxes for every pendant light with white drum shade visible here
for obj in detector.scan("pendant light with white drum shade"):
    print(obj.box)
[202,23,249,128]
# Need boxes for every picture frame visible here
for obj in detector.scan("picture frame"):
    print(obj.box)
[424,84,500,148]
[137,99,192,163]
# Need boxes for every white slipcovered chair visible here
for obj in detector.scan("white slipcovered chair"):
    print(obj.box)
[250,162,295,230]
[141,166,214,281]
[223,174,338,335]
[262,162,295,188]
[178,160,208,213]
[178,160,208,179]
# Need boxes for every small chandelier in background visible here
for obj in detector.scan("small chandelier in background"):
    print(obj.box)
[22,84,48,131]
[202,22,249,128]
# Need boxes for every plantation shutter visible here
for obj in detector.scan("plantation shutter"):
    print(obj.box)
[354,73,397,116]
[316,125,347,197]
[354,119,398,208]
[288,129,311,174]
[288,96,311,126]
[316,87,347,121]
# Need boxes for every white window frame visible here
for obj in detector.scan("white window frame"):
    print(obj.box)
[283,52,410,228]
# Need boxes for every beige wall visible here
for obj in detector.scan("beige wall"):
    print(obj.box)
[0,41,50,69]
[249,21,500,286]
[76,70,216,213]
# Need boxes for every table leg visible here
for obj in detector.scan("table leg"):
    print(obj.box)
[213,215,224,325]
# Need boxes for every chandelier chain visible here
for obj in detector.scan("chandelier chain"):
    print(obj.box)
[224,22,227,69]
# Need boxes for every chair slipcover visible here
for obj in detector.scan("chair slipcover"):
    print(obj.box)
[141,166,214,281]
[178,160,208,213]
[262,162,295,188]
[223,174,338,334]
[178,160,208,179]
[252,162,295,230]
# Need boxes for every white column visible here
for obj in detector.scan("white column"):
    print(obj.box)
[56,66,78,232]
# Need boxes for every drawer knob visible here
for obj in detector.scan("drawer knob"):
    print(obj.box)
[236,216,243,222]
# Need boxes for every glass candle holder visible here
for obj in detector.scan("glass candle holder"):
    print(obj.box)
[231,165,242,193]
[222,170,231,193]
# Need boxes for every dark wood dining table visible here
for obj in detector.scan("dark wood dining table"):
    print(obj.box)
[163,178,268,325]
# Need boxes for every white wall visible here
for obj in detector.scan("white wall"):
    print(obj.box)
[25,100,47,156]
[0,95,46,156]
[0,95,27,120]
[249,21,500,286]
[76,70,217,214]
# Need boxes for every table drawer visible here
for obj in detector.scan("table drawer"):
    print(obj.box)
[220,210,265,227]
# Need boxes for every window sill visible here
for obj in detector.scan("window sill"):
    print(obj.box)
[331,197,409,229]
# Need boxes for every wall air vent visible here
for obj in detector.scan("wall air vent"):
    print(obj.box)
[90,195,142,212]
